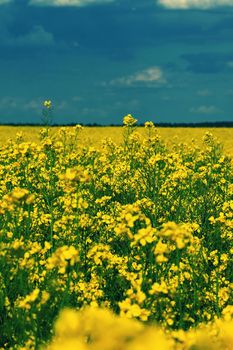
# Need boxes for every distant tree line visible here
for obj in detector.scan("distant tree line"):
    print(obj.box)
[0,121,233,127]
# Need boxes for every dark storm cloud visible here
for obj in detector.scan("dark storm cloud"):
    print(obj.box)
[0,0,232,55]
[0,0,233,123]
[0,3,13,43]
[0,2,55,47]
[0,1,213,49]
[23,6,216,50]
[181,52,233,74]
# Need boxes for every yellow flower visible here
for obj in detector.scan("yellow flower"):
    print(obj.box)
[47,245,79,272]
[18,288,40,309]
[144,121,154,128]
[43,100,52,109]
[11,188,29,201]
[61,167,90,183]
[149,281,168,295]
[123,114,137,126]
[119,299,150,321]
[41,291,50,305]
[156,254,168,263]
[154,240,168,255]
[132,226,155,246]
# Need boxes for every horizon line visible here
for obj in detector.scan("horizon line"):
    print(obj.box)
[0,121,232,128]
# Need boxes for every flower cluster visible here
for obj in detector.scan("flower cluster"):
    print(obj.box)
[0,117,232,349]
[44,100,52,109]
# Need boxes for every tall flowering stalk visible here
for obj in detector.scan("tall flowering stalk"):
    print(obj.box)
[42,100,53,127]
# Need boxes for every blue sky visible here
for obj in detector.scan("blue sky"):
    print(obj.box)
[0,0,233,124]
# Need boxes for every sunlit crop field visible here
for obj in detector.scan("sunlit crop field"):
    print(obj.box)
[0,117,233,349]
[0,125,232,156]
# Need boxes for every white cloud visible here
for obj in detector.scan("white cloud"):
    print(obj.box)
[158,0,233,9]
[190,105,222,114]
[0,97,18,109]
[57,101,68,110]
[23,100,40,111]
[225,89,233,95]
[197,89,212,96]
[16,26,54,47]
[110,67,166,87]
[29,0,114,7]
[114,99,140,108]
[0,0,12,4]
[0,24,54,47]
[72,96,83,102]
[0,97,41,114]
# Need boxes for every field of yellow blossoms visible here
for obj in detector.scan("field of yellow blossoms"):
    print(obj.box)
[0,114,232,349]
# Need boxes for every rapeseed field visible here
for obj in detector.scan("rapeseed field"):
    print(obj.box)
[0,113,232,349]
[0,125,232,156]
